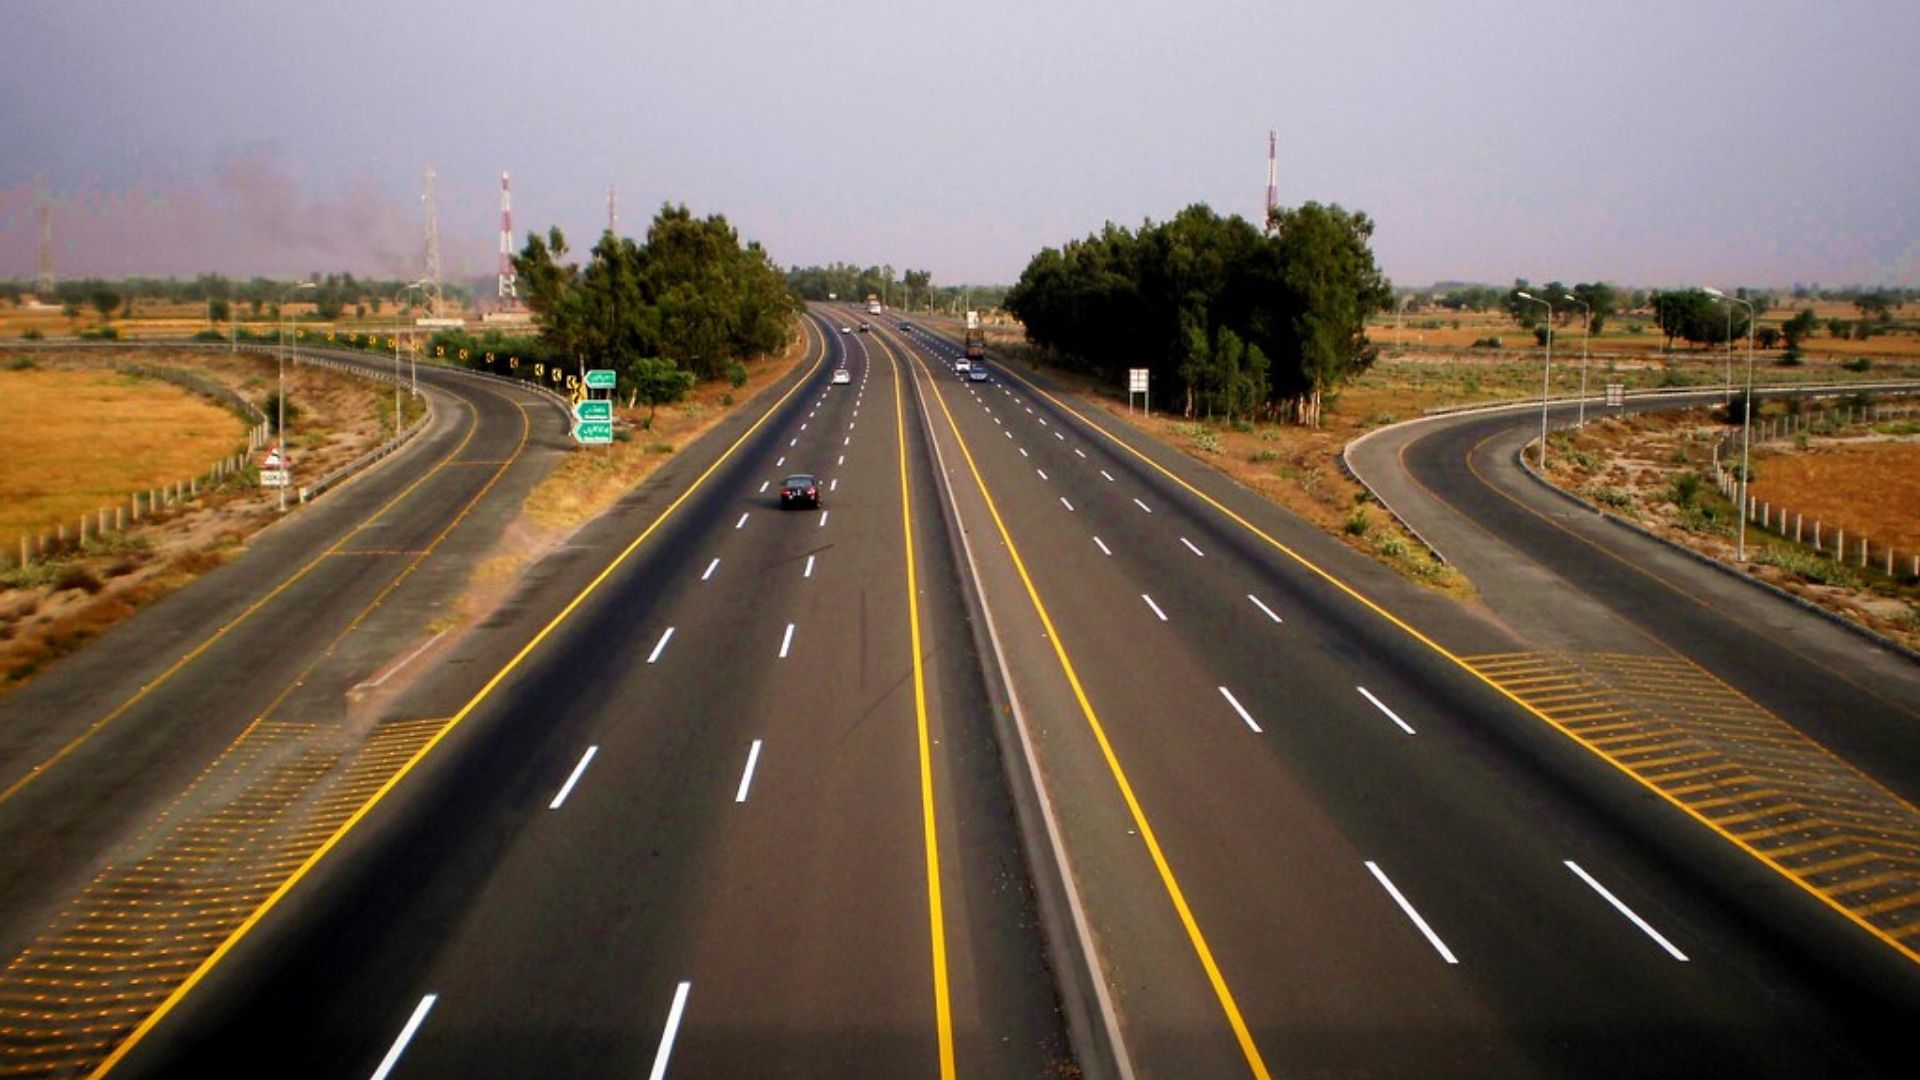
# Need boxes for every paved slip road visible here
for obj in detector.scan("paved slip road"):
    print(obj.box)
[113,313,1068,1078]
[891,321,1918,1078]
[0,347,572,1074]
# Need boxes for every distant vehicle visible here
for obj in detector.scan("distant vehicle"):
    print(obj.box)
[839,325,851,334]
[968,367,989,382]
[831,368,852,385]
[963,309,987,361]
[955,359,972,373]
[857,321,870,332]
[780,474,821,509]
[866,296,883,315]
[899,322,915,332]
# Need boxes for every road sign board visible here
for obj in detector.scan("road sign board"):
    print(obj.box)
[584,369,617,390]
[260,469,291,488]
[1128,368,1149,393]
[573,419,614,444]
[574,399,612,422]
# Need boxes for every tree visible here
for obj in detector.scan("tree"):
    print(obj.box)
[91,289,121,322]
[1267,202,1392,426]
[1781,308,1819,351]
[1570,282,1619,334]
[209,297,231,323]
[1755,327,1782,350]
[630,355,695,424]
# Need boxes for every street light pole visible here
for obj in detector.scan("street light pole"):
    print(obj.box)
[393,279,430,438]
[277,281,316,512]
[1562,293,1591,427]
[1704,287,1757,561]
[1516,291,1554,470]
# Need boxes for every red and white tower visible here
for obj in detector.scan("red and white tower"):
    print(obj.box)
[1264,129,1279,235]
[497,170,517,306]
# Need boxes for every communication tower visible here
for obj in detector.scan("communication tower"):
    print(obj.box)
[36,196,55,296]
[423,168,444,319]
[497,170,517,306]
[607,185,619,235]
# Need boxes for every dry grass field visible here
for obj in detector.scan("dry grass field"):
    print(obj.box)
[0,366,246,542]
[1752,439,1920,555]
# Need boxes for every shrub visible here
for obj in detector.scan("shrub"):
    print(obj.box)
[1841,357,1873,372]
[1669,471,1703,507]
[79,325,120,340]
[1470,336,1502,349]
[1376,535,1408,559]
[193,328,226,343]
[21,327,43,341]
[1344,506,1371,537]
[1758,545,1858,588]
[1581,484,1634,510]
[727,361,748,388]
[1250,448,1278,463]
[7,356,38,370]
[646,440,674,454]
[56,565,104,593]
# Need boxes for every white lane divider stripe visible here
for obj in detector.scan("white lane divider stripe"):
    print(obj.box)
[1054,431,1065,441]
[646,627,676,664]
[1019,448,1029,457]
[1218,686,1263,733]
[734,740,765,803]
[758,480,770,493]
[803,554,815,578]
[818,510,829,528]
[1247,594,1284,623]
[837,454,845,466]
[1060,496,1075,512]
[789,437,797,447]
[829,478,838,491]
[369,994,439,1080]
[1036,469,1049,481]
[1093,536,1112,556]
[776,456,785,468]
[1141,594,1169,622]
[647,981,693,1080]
[548,745,599,810]
[1100,470,1116,482]
[1074,447,1086,457]
[1357,686,1417,735]
[1180,537,1204,557]
[1005,431,1013,439]
[1365,861,1459,964]
[701,558,720,581]
[779,623,796,658]
[1133,497,1153,514]
[1564,861,1689,960]
[735,512,749,530]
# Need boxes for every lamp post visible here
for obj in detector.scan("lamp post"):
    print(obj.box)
[1703,287,1757,561]
[393,279,430,438]
[1516,291,1554,469]
[277,281,316,512]
[1561,293,1591,427]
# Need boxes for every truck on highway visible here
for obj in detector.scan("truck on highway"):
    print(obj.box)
[963,310,986,362]
[866,294,883,316]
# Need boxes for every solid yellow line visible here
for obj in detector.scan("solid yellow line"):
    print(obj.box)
[883,331,955,1079]
[0,390,481,810]
[913,349,1272,1078]
[88,322,829,1077]
[1002,367,1920,967]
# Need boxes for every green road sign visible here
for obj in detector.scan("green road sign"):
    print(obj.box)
[573,419,614,444]
[574,399,613,422]
[584,369,617,390]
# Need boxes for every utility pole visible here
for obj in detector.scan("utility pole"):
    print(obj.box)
[36,196,55,297]
[1264,129,1279,236]
[608,186,619,235]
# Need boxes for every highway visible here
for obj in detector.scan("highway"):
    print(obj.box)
[881,317,1917,1076]
[3,312,1915,1078]
[108,315,1068,1078]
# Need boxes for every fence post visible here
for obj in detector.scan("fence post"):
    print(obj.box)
[1861,538,1869,568]
[1836,527,1844,561]
[1795,514,1802,543]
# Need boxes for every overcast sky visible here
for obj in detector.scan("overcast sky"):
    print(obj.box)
[2,0,1915,289]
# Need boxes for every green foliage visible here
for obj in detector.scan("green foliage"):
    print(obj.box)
[1649,289,1748,349]
[1755,327,1781,350]
[1669,471,1703,506]
[1533,326,1550,347]
[630,355,696,422]
[1343,506,1372,536]
[79,325,120,340]
[1004,200,1389,427]
[263,391,299,433]
[727,361,748,388]
[1758,545,1858,587]
[1841,357,1873,372]
[1581,484,1634,510]
[513,205,798,388]
[19,328,42,341]
[1470,336,1502,349]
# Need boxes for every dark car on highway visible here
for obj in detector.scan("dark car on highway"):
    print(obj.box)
[780,474,821,509]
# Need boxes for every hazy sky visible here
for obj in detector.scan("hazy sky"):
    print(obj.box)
[3,0,1916,289]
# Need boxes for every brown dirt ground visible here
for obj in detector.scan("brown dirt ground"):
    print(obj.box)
[1544,405,1920,652]
[1751,440,1920,556]
[0,349,402,689]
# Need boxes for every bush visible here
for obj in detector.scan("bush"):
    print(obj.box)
[56,564,104,593]
[21,327,43,340]
[79,325,120,340]
[1470,336,1503,349]
[1534,326,1551,347]
[193,328,226,342]
[7,356,38,371]
[1758,545,1858,588]
[1841,357,1873,372]
[1669,471,1703,507]
[1250,448,1278,463]
[727,361,748,388]
[1581,484,1634,510]
[1344,506,1371,537]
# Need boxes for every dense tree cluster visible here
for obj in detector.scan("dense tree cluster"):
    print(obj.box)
[1004,202,1391,426]
[0,273,468,321]
[512,204,798,387]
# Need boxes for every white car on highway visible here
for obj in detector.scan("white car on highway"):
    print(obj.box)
[831,368,852,385]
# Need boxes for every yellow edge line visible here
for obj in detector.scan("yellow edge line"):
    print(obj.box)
[881,328,955,1079]
[89,320,829,1077]
[915,348,1272,1078]
[1003,366,1920,967]
[0,378,482,810]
